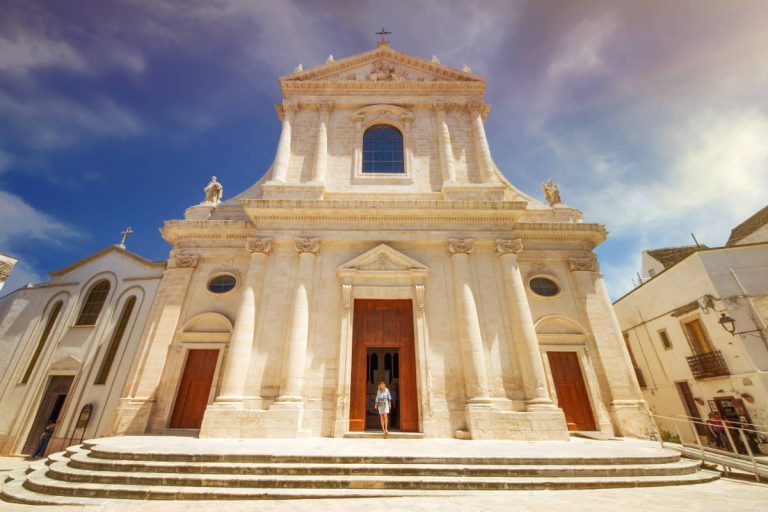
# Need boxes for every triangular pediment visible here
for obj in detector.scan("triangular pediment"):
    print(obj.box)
[281,45,484,87]
[338,244,428,274]
[49,354,83,372]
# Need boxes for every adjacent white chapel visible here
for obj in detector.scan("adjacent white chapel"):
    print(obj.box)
[3,41,652,446]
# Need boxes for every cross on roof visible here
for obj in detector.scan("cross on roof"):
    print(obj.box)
[375,28,392,43]
[117,226,133,249]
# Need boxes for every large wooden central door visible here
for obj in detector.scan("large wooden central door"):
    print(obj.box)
[547,351,596,431]
[169,349,219,429]
[349,299,418,432]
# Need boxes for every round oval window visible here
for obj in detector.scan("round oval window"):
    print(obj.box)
[529,277,560,297]
[208,275,237,294]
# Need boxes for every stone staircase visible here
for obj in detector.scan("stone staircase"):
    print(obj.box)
[1,437,718,505]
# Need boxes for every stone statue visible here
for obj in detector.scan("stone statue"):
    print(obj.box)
[367,62,407,82]
[203,176,223,206]
[541,179,561,206]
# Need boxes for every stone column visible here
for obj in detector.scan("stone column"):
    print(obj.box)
[0,254,18,292]
[448,239,491,403]
[311,102,332,184]
[496,239,555,410]
[468,101,497,183]
[110,254,199,435]
[277,237,320,403]
[215,237,272,404]
[270,101,297,183]
[434,104,456,186]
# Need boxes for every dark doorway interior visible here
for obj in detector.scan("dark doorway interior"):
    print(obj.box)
[22,375,74,455]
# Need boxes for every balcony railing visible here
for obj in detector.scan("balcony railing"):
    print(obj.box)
[634,367,648,389]
[686,350,730,380]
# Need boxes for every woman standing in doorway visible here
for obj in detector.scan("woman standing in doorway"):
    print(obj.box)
[375,381,392,434]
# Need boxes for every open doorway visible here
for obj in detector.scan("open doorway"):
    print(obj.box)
[22,375,74,455]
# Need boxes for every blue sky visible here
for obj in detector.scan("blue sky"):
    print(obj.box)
[2,0,767,299]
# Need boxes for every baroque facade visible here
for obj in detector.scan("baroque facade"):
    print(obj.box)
[109,42,650,440]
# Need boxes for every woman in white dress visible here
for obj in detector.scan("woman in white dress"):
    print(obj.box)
[375,381,393,434]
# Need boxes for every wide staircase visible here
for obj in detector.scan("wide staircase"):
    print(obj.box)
[2,436,718,505]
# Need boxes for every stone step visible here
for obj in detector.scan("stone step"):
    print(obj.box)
[83,445,682,466]
[63,450,701,478]
[344,431,424,439]
[16,462,719,502]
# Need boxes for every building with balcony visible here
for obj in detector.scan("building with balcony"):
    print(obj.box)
[614,205,768,440]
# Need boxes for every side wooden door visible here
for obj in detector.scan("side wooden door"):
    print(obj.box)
[547,351,596,431]
[169,349,219,429]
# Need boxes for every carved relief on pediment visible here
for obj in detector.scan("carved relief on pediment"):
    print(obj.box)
[366,61,409,82]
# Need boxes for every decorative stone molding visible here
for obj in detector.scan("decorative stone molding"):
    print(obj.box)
[415,283,425,311]
[246,237,273,255]
[568,255,599,272]
[294,237,321,254]
[495,238,523,256]
[0,261,12,279]
[342,282,352,310]
[168,254,199,269]
[448,238,474,256]
[466,100,491,120]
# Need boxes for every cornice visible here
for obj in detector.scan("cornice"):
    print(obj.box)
[161,220,254,244]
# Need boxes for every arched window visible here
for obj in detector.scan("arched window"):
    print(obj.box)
[22,301,63,384]
[75,280,110,326]
[94,296,136,384]
[362,125,404,173]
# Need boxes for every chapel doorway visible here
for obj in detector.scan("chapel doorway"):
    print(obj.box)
[547,351,596,431]
[22,375,74,455]
[169,349,219,429]
[349,299,418,432]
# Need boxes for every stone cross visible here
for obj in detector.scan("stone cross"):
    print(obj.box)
[117,227,133,249]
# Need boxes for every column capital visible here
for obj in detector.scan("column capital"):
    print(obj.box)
[433,102,449,113]
[168,254,199,269]
[0,261,12,280]
[466,100,490,120]
[448,238,474,256]
[246,237,273,255]
[496,238,523,256]
[318,101,334,113]
[568,255,599,272]
[295,237,320,254]
[276,100,299,121]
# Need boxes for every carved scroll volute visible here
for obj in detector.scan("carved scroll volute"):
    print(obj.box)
[495,239,523,257]
[568,255,599,272]
[447,238,474,256]
[246,237,273,255]
[295,237,321,254]
[414,282,425,312]
[168,254,199,269]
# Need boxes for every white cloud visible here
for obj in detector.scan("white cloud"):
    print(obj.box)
[0,30,85,73]
[0,91,142,150]
[0,190,77,247]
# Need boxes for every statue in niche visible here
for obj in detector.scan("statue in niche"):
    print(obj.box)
[203,176,223,206]
[541,178,562,206]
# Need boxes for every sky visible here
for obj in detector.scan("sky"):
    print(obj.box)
[1,0,767,299]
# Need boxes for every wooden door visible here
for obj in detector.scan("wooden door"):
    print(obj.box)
[676,381,706,436]
[22,375,73,454]
[349,299,418,432]
[547,351,596,431]
[169,349,219,429]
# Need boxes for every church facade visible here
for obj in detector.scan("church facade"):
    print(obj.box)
[111,42,651,440]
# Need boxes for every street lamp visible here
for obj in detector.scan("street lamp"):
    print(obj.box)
[718,312,762,337]
[718,313,736,335]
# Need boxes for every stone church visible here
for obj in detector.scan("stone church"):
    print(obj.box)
[110,41,651,440]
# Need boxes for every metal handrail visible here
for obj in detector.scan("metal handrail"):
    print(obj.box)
[648,412,766,483]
